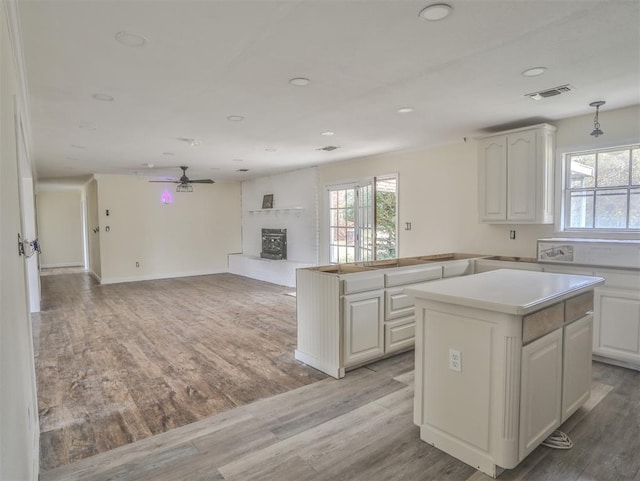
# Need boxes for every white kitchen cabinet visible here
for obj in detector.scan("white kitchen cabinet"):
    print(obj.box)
[478,124,555,224]
[343,290,384,367]
[296,258,467,378]
[562,314,594,421]
[519,328,563,460]
[543,265,640,371]
[593,287,640,367]
[383,265,443,354]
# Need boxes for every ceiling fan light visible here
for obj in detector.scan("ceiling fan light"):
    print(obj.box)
[176,183,193,193]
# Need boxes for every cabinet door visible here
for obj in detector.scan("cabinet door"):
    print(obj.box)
[343,290,384,367]
[519,328,563,460]
[507,130,537,222]
[593,287,640,365]
[562,314,593,422]
[478,135,507,222]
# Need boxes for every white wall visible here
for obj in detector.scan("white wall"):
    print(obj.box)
[96,175,242,284]
[317,105,640,263]
[241,167,318,263]
[0,1,39,479]
[85,178,101,280]
[36,188,84,268]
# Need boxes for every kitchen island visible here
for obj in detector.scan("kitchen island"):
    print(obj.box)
[407,269,604,478]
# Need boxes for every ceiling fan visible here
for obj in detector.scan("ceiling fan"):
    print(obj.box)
[149,166,214,192]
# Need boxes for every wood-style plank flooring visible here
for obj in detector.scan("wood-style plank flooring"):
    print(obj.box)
[33,271,327,472]
[40,351,640,481]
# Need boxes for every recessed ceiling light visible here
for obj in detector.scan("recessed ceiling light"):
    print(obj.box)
[321,131,335,136]
[146,163,154,168]
[70,144,86,149]
[79,122,96,130]
[115,31,147,47]
[227,115,244,121]
[522,67,547,77]
[289,77,311,87]
[162,152,175,156]
[397,107,414,113]
[92,93,114,101]
[419,3,453,21]
[232,158,244,162]
[265,148,277,152]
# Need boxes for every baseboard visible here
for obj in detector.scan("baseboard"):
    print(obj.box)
[100,269,228,285]
[88,270,102,283]
[593,354,640,372]
[41,262,84,269]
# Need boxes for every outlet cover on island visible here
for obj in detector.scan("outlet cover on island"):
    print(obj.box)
[448,349,461,372]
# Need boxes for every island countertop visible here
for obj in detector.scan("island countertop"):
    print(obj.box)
[406,269,604,316]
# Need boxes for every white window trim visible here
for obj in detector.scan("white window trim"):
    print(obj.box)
[554,141,640,240]
[322,173,399,264]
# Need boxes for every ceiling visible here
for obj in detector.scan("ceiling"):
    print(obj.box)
[16,0,640,183]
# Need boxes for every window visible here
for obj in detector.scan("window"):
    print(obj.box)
[564,145,640,231]
[327,175,398,264]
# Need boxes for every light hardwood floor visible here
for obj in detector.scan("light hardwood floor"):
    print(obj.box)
[40,351,640,481]
[33,271,327,472]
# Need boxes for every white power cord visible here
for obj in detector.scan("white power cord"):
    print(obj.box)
[542,430,573,449]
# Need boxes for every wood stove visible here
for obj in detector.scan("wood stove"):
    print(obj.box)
[261,228,287,260]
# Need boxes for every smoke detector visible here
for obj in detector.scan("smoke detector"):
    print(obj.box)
[525,84,575,100]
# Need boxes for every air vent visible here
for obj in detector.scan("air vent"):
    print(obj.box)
[317,145,340,152]
[237,168,249,172]
[525,84,575,100]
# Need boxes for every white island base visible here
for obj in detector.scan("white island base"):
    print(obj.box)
[407,269,604,478]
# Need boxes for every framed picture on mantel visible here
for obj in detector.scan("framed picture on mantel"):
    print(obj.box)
[262,194,274,209]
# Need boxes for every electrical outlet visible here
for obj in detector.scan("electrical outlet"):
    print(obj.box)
[448,349,461,372]
[135,262,140,268]
[509,230,516,240]
[405,222,412,231]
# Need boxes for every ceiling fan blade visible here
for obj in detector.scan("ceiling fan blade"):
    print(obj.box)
[148,180,180,183]
[189,179,215,184]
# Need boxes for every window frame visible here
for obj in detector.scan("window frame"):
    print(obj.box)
[324,173,399,264]
[559,143,640,235]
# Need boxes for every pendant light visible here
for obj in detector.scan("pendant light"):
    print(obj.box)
[589,101,605,137]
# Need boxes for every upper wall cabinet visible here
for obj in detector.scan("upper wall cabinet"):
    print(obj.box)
[478,124,556,224]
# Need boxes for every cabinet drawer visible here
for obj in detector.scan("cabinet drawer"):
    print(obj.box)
[384,317,415,353]
[342,274,384,295]
[385,288,415,321]
[565,292,593,324]
[385,265,442,287]
[523,302,564,344]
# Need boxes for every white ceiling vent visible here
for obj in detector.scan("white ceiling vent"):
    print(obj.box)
[317,145,340,151]
[525,84,575,100]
